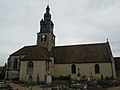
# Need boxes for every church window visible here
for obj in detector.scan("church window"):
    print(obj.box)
[27,61,34,74]
[44,35,47,41]
[95,64,100,74]
[71,64,76,74]
[8,59,11,68]
[13,58,18,69]
[41,35,43,42]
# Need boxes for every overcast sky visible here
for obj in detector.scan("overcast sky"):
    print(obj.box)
[0,0,120,65]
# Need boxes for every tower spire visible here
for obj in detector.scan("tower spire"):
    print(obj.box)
[44,5,51,21]
[37,5,55,51]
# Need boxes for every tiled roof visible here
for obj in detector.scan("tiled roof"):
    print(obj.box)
[10,45,49,60]
[10,42,113,63]
[10,45,36,56]
[51,42,112,64]
[114,57,120,71]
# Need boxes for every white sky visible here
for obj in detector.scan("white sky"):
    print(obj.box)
[0,0,120,65]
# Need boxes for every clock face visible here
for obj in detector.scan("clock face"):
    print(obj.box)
[42,35,45,39]
[41,34,46,42]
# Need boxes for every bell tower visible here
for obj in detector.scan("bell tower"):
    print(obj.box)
[37,5,55,51]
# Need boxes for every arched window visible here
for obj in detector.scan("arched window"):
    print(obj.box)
[95,64,100,74]
[8,58,11,68]
[27,61,34,74]
[41,35,43,42]
[44,35,47,41]
[71,64,76,74]
[13,59,18,69]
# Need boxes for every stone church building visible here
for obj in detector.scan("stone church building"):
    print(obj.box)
[5,6,116,83]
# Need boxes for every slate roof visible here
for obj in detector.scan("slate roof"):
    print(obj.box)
[10,45,49,60]
[51,42,113,64]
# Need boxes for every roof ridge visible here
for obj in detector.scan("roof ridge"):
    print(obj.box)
[24,45,48,50]
[54,42,107,48]
[24,45,36,47]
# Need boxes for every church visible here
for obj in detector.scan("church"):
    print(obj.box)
[5,5,116,83]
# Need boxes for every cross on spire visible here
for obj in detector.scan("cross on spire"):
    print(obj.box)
[48,0,49,6]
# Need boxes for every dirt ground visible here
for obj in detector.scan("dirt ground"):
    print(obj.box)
[107,86,120,90]
[9,83,44,90]
[9,83,120,90]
